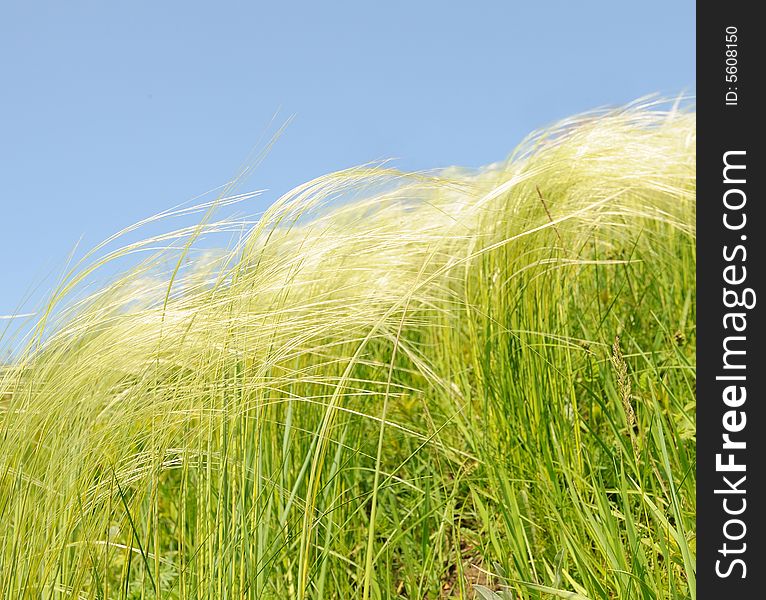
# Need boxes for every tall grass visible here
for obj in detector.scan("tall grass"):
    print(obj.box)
[0,101,695,599]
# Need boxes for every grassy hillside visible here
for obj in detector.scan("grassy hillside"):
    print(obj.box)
[0,103,696,599]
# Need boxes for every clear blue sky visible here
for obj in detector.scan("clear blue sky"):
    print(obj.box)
[1,1,694,318]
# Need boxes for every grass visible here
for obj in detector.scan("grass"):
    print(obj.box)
[0,101,696,599]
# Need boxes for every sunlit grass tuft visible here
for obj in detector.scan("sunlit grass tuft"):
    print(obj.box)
[0,100,695,599]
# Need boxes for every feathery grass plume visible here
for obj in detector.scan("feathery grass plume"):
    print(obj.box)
[0,99,695,599]
[611,335,640,465]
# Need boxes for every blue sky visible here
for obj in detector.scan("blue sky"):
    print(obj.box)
[0,1,694,318]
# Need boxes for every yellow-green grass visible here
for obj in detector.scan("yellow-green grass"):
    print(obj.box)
[0,102,695,599]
